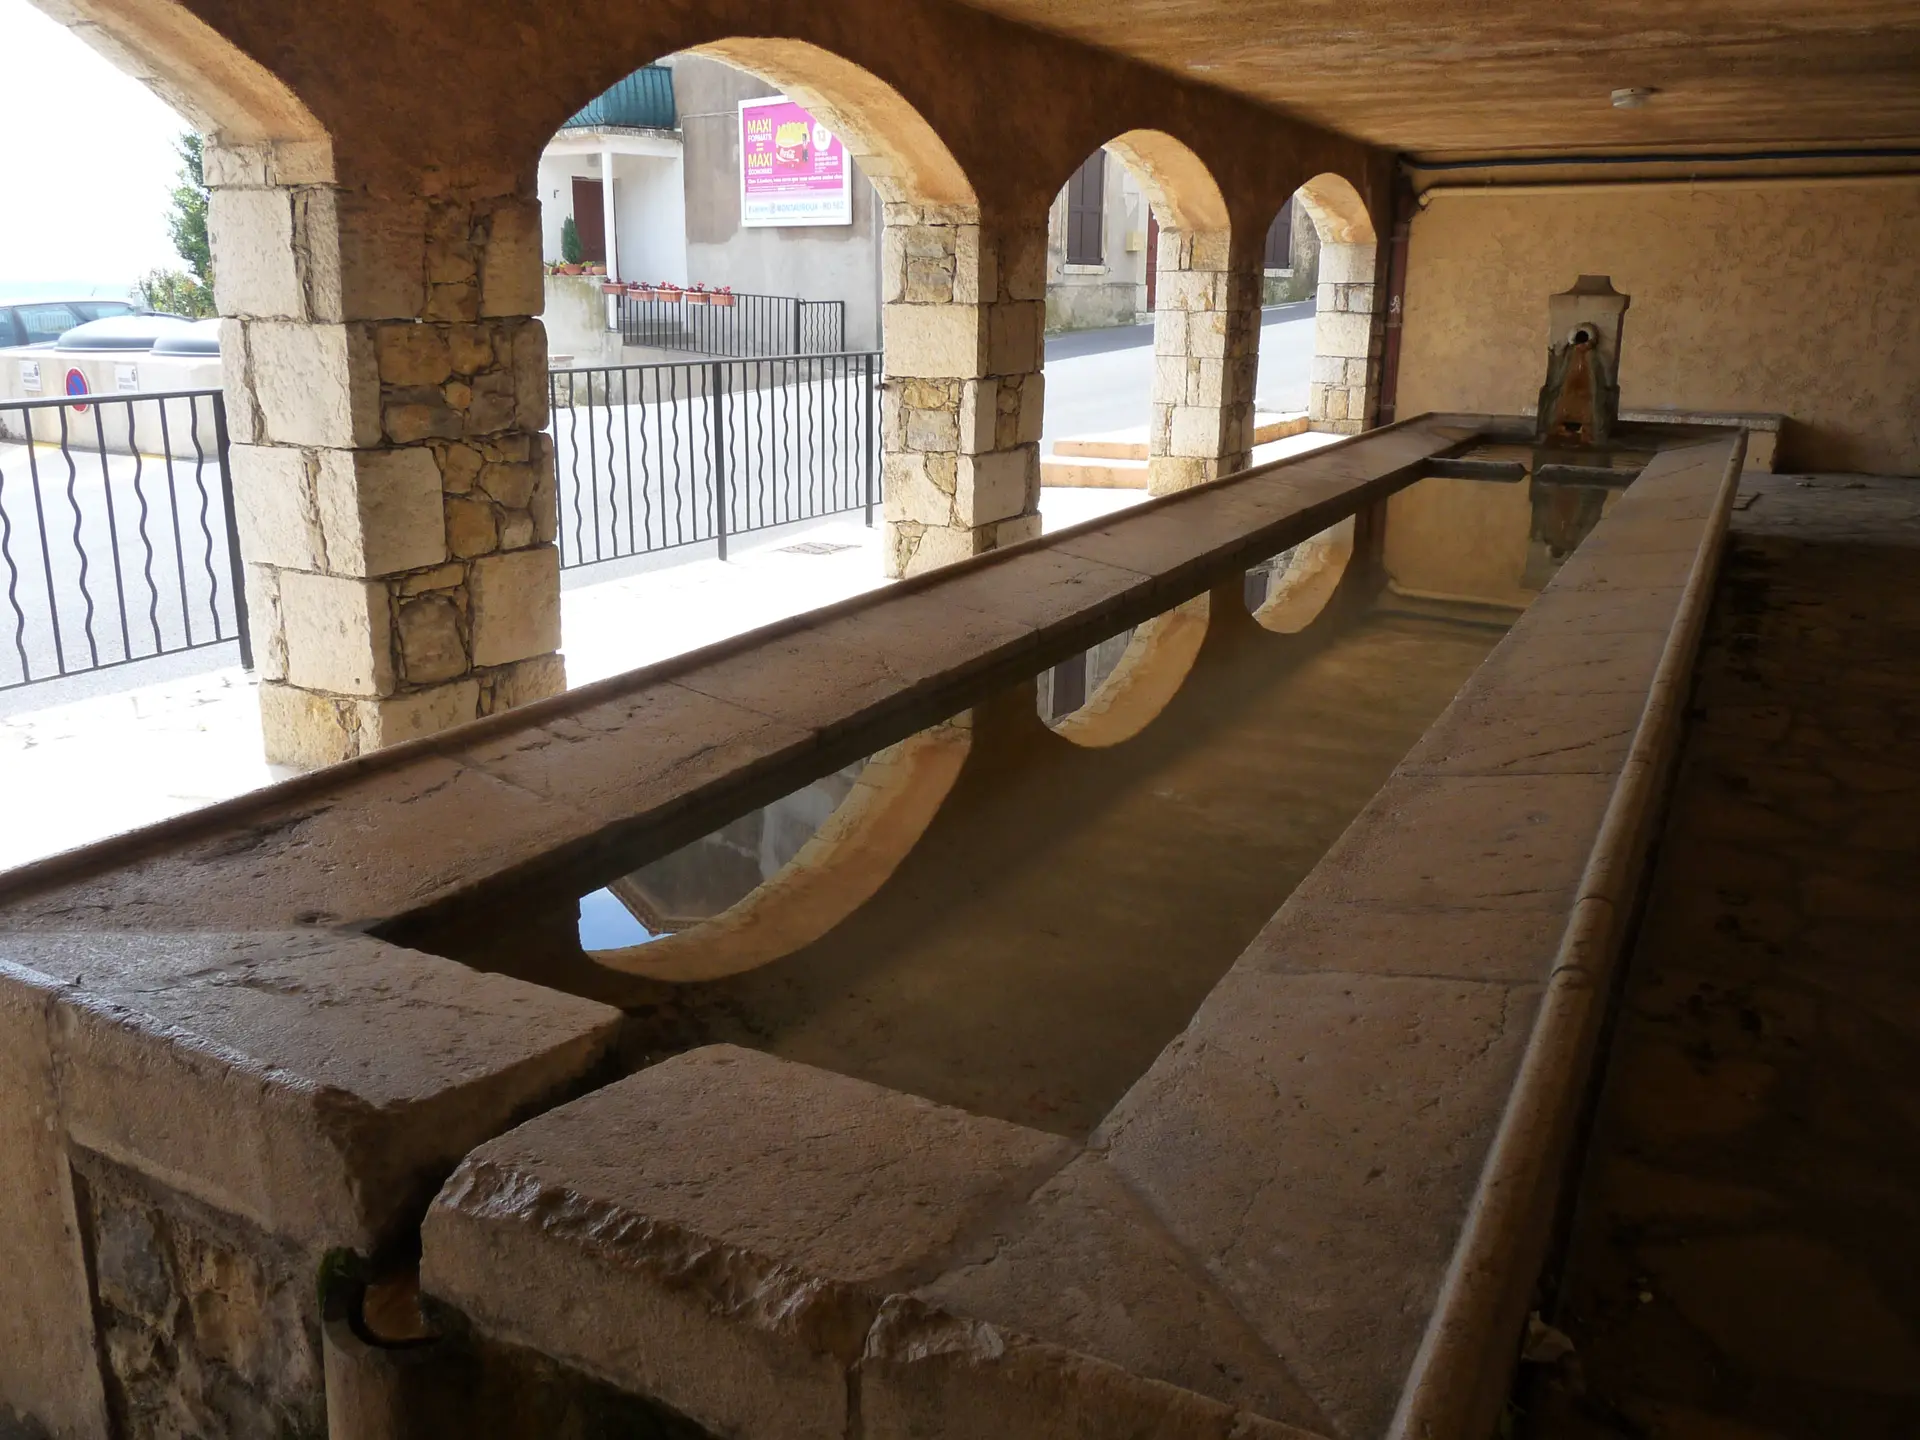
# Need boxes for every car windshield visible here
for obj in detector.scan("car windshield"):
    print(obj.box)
[16,304,83,344]
[71,300,136,322]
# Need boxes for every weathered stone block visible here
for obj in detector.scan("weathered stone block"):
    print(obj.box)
[480,653,567,714]
[231,444,322,571]
[278,569,394,695]
[357,680,482,746]
[468,545,560,667]
[376,322,453,387]
[398,593,468,684]
[1318,241,1376,286]
[241,563,288,682]
[313,446,448,577]
[209,187,302,319]
[246,321,377,448]
[987,300,1042,376]
[511,322,549,430]
[957,450,1032,526]
[332,192,428,322]
[884,303,983,378]
[420,1047,1073,1440]
[446,495,499,559]
[480,201,545,319]
[1169,404,1228,458]
[958,377,997,454]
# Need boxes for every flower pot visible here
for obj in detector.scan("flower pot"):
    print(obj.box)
[558,264,582,276]
[657,289,683,303]
[686,291,710,305]
[711,294,736,308]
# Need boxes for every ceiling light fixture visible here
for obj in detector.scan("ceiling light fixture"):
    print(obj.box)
[1611,87,1658,109]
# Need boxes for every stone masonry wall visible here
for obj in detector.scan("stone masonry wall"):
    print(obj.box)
[880,205,1046,578]
[212,141,565,768]
[1308,240,1382,434]
[1148,229,1262,495]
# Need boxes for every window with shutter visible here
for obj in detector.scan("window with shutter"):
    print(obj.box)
[1264,197,1294,270]
[1065,151,1107,266]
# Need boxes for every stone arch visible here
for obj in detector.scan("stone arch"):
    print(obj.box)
[1099,130,1252,495]
[673,38,1039,580]
[1293,171,1382,434]
[690,38,974,209]
[33,0,326,152]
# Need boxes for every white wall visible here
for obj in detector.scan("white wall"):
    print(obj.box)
[612,153,688,287]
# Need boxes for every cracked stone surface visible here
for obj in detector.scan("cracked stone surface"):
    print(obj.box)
[1522,473,1920,1439]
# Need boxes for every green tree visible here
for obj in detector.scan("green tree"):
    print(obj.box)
[168,133,212,289]
[560,214,584,265]
[139,133,216,317]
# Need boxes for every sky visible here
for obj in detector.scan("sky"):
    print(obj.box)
[0,0,189,297]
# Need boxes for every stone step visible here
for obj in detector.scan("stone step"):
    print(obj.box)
[1043,421,1336,490]
[1053,410,1311,462]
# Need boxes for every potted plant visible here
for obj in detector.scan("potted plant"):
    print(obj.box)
[656,282,683,302]
[559,215,585,276]
[685,282,710,306]
[711,286,737,309]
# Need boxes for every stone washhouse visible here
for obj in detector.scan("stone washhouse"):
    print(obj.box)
[3,3,1919,1440]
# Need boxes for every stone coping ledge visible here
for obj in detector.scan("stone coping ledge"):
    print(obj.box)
[417,434,1746,1439]
[0,414,1474,937]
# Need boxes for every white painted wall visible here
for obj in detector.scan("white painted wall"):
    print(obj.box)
[612,153,688,287]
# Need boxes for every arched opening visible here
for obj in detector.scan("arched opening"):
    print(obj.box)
[1295,171,1380,435]
[533,37,1013,597]
[1034,130,1251,744]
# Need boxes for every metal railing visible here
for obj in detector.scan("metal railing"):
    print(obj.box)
[562,65,676,131]
[616,291,847,359]
[0,389,249,693]
[548,352,880,570]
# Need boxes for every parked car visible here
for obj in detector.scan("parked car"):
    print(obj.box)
[0,297,142,348]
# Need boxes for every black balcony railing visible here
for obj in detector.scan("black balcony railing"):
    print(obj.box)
[616,290,846,359]
[548,352,881,570]
[561,65,677,132]
[0,389,249,693]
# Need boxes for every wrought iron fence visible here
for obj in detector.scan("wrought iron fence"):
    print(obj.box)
[0,389,249,692]
[548,352,880,569]
[616,290,847,359]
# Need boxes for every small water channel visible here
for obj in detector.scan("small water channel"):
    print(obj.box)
[385,471,1620,1138]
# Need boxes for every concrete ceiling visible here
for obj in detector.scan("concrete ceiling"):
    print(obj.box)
[954,1,1920,159]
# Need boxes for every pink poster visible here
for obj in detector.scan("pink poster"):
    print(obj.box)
[739,95,852,227]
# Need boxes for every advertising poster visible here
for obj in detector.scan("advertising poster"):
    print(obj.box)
[739,95,852,228]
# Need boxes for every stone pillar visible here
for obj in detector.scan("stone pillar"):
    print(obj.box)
[879,205,1044,578]
[1308,241,1382,434]
[210,143,565,768]
[1147,227,1260,495]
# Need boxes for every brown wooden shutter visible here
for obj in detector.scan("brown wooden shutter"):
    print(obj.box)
[571,176,608,265]
[1065,152,1106,266]
[1264,196,1294,270]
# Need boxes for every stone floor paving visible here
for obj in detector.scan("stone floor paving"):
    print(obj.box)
[1523,473,1920,1440]
[0,490,1146,873]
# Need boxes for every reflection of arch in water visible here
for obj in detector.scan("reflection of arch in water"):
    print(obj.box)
[1249,516,1355,634]
[1049,596,1209,749]
[587,718,970,982]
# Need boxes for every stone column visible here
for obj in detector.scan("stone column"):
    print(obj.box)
[879,205,1044,578]
[1308,241,1382,434]
[210,143,565,768]
[1147,228,1260,495]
